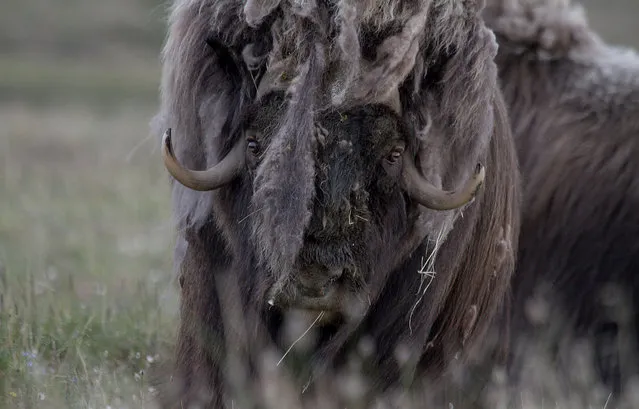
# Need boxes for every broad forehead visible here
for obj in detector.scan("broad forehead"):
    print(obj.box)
[245,92,405,146]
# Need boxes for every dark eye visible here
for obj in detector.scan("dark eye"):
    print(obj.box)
[247,136,260,155]
[386,146,404,164]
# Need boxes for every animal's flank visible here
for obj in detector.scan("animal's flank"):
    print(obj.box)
[476,0,639,406]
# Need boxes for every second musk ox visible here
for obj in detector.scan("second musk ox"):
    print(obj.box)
[480,0,639,404]
[151,0,521,407]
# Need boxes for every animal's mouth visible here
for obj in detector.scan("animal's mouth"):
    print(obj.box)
[281,282,340,311]
[267,274,342,311]
[297,272,341,298]
[266,268,368,321]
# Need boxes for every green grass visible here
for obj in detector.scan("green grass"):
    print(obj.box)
[0,56,161,106]
[0,2,177,406]
[0,100,177,408]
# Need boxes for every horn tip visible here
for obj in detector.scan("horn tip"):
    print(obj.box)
[471,163,486,197]
[162,129,174,156]
[469,163,486,203]
[474,163,486,184]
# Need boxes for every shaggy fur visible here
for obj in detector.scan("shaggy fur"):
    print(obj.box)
[477,0,639,405]
[151,0,521,407]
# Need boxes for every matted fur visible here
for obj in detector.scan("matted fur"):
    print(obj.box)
[477,0,639,405]
[150,0,521,407]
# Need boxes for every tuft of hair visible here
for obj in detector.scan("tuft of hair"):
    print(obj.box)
[482,0,600,59]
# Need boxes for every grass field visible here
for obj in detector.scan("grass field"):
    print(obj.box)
[0,1,176,406]
[0,0,638,408]
[0,98,179,408]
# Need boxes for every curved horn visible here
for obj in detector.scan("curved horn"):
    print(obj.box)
[401,154,485,211]
[162,128,246,191]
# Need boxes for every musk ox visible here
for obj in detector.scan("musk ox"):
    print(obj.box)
[479,0,639,404]
[150,0,521,407]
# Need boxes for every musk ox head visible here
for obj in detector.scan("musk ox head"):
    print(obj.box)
[163,85,484,317]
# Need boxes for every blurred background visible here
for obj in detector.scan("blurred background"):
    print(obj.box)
[0,0,637,408]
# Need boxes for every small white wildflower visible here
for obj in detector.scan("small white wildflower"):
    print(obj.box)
[95,283,107,296]
[135,352,141,359]
[148,270,161,284]
[34,281,47,295]
[146,355,154,363]
[38,392,45,401]
[393,343,411,365]
[134,372,141,382]
[45,266,59,281]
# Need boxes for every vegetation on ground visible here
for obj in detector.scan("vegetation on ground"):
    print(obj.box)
[0,0,637,407]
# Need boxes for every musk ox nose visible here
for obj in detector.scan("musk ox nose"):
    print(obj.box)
[266,266,346,309]
[296,266,344,298]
